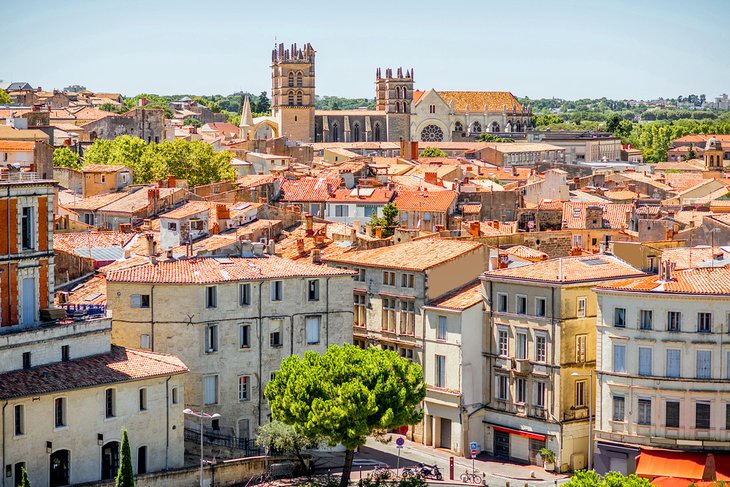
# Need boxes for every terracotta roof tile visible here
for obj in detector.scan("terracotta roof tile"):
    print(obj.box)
[427,280,483,311]
[416,91,522,112]
[0,346,188,400]
[64,192,128,211]
[54,231,136,254]
[279,177,341,202]
[483,255,645,284]
[237,174,277,188]
[161,201,211,220]
[562,202,633,230]
[81,164,129,173]
[107,255,355,284]
[596,265,730,295]
[324,238,485,271]
[327,187,394,204]
[503,245,548,261]
[0,141,35,151]
[393,190,457,212]
[660,246,730,270]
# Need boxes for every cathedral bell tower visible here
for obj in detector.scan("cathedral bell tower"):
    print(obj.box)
[375,67,413,141]
[271,42,315,143]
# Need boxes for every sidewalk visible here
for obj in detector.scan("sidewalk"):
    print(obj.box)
[312,437,570,487]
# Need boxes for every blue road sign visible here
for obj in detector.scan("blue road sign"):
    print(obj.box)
[396,437,405,447]
[469,441,478,451]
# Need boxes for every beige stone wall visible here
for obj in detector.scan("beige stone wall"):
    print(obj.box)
[425,246,489,300]
[108,275,353,435]
[1,374,186,487]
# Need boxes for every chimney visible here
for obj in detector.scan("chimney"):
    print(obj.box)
[375,226,383,239]
[168,176,176,188]
[353,220,361,233]
[166,249,174,260]
[142,219,151,230]
[296,238,305,254]
[252,242,265,257]
[139,97,148,107]
[312,248,322,264]
[267,239,276,255]
[239,238,254,257]
[120,223,132,233]
[305,214,314,236]
[512,166,518,176]
[470,221,481,238]
[424,172,438,185]
[411,141,419,161]
[145,234,157,264]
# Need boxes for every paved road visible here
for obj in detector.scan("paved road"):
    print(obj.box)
[312,437,570,487]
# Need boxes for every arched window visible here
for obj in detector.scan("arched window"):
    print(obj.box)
[332,123,339,142]
[50,450,70,487]
[402,102,408,114]
[395,86,401,99]
[101,441,120,480]
[490,121,500,132]
[296,91,303,106]
[288,72,294,87]
[420,125,444,142]
[296,71,303,87]
[353,123,360,142]
[402,86,407,99]
[288,91,295,106]
[470,121,482,133]
[374,123,381,142]
[396,102,401,113]
[454,121,464,133]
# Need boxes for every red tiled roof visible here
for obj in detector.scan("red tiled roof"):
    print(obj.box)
[327,187,394,204]
[0,141,35,151]
[81,164,129,173]
[503,245,548,261]
[596,266,730,295]
[107,256,355,284]
[537,199,564,211]
[279,177,341,202]
[54,231,136,253]
[462,203,482,214]
[562,202,633,230]
[324,238,485,271]
[393,190,457,212]
[660,246,730,270]
[427,280,482,311]
[0,346,188,400]
[483,255,645,284]
[237,174,277,188]
[161,201,211,220]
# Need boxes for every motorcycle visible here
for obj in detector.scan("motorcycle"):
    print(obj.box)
[418,463,443,481]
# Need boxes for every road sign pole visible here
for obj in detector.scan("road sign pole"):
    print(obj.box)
[397,447,401,475]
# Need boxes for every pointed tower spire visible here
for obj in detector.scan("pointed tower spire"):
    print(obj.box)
[240,95,253,128]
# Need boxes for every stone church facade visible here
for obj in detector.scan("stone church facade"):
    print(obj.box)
[242,42,532,144]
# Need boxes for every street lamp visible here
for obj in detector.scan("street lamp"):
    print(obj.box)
[572,370,594,471]
[183,408,221,487]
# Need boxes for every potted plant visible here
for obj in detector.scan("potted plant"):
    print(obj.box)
[539,448,555,471]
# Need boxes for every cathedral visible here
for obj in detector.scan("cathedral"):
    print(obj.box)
[239,42,532,144]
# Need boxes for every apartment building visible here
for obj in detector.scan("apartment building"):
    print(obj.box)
[0,175,188,487]
[106,250,355,440]
[421,280,484,456]
[323,238,489,442]
[593,265,730,478]
[481,255,644,471]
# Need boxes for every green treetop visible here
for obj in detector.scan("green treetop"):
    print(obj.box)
[367,202,399,238]
[115,428,135,487]
[419,147,448,157]
[264,344,425,487]
[53,147,82,170]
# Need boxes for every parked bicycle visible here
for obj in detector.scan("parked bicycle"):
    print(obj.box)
[370,465,391,480]
[460,469,482,484]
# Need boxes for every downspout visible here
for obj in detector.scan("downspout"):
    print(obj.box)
[2,401,7,487]
[257,281,264,427]
[551,285,560,464]
[486,280,494,407]
[6,187,11,326]
[325,277,330,347]
[165,376,171,470]
[150,285,156,351]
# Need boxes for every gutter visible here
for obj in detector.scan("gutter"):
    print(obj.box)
[165,376,171,470]
[2,401,6,487]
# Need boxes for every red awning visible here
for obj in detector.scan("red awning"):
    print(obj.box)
[651,477,693,487]
[636,450,708,480]
[491,425,545,441]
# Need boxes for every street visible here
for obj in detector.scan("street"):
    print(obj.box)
[311,437,570,487]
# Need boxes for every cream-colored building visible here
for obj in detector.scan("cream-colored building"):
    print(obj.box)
[106,251,355,440]
[593,266,730,476]
[421,281,484,456]
[323,238,489,443]
[0,318,188,487]
[481,255,644,471]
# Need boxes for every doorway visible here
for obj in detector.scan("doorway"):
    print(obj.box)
[529,438,546,465]
[494,431,510,459]
[101,441,120,480]
[49,450,70,487]
[439,418,452,449]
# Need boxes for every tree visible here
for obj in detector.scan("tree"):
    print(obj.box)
[0,89,10,104]
[19,467,31,487]
[99,103,121,113]
[368,202,399,238]
[182,117,202,128]
[53,147,82,169]
[116,428,135,487]
[686,144,697,160]
[256,420,318,473]
[256,91,270,114]
[478,133,514,143]
[606,114,622,133]
[419,147,448,157]
[265,344,425,487]
[563,470,651,487]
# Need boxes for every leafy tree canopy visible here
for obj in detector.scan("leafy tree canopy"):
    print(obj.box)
[564,471,651,487]
[256,420,318,473]
[265,344,425,487]
[0,89,10,104]
[20,467,31,487]
[368,202,399,238]
[478,133,515,143]
[53,147,82,169]
[99,102,123,113]
[182,117,202,128]
[419,147,448,157]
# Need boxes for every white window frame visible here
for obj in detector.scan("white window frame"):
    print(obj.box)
[239,324,251,349]
[437,316,447,341]
[203,375,219,405]
[535,297,546,317]
[535,333,547,362]
[498,328,509,356]
[271,281,283,301]
[516,294,527,315]
[205,324,218,353]
[496,293,508,313]
[577,297,587,318]
[239,283,251,306]
[238,375,251,401]
[131,294,150,308]
[205,286,217,309]
[306,316,321,344]
[307,280,320,302]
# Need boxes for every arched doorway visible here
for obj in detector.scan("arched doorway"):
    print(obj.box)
[101,441,120,480]
[50,450,70,487]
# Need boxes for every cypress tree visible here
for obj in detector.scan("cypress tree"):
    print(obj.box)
[116,428,135,487]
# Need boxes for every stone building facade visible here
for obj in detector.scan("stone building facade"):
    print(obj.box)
[81,108,165,144]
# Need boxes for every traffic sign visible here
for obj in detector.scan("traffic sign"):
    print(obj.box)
[395,437,404,448]
[469,441,478,451]
[470,450,477,459]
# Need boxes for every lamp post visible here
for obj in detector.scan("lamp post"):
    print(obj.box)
[183,408,221,487]
[572,370,593,470]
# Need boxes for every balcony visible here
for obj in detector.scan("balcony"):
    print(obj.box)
[563,407,590,422]
[495,356,512,370]
[491,401,550,422]
[514,359,531,374]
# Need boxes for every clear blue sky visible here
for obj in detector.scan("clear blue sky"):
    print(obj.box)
[1,0,728,101]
